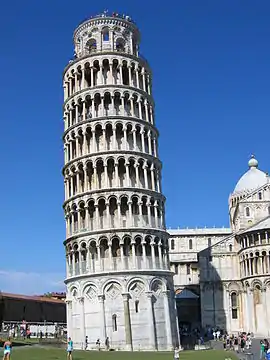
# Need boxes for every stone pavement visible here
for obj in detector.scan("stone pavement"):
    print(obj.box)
[211,339,262,360]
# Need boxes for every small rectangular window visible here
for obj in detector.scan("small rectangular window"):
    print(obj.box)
[135,300,139,313]
[208,238,212,247]
[186,264,191,275]
[175,264,179,274]
[232,308,238,319]
[112,314,117,331]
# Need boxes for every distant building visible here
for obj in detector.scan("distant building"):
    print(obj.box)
[169,156,270,337]
[42,292,66,301]
[0,292,66,323]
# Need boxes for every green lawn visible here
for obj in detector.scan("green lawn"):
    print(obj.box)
[8,347,238,360]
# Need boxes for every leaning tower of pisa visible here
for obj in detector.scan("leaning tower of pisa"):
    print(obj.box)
[62,12,179,351]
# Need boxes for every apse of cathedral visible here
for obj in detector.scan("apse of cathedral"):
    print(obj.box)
[169,155,270,337]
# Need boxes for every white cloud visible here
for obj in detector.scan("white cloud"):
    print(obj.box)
[0,270,65,295]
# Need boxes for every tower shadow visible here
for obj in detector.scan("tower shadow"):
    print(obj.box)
[174,243,227,350]
[198,244,226,340]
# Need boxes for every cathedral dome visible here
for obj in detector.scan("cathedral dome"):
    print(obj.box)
[233,155,267,194]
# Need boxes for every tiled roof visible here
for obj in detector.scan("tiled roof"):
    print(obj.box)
[1,292,65,304]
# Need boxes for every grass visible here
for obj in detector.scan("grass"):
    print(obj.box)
[8,347,238,360]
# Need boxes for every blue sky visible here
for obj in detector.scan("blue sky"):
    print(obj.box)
[0,0,269,294]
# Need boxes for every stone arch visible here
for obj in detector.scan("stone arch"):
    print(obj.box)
[251,279,263,289]
[86,38,97,53]
[102,26,110,41]
[70,286,79,299]
[127,278,147,296]
[263,278,270,288]
[83,283,98,302]
[103,280,123,300]
[227,281,241,293]
[88,237,97,247]
[150,277,166,296]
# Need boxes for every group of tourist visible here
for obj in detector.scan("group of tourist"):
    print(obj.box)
[221,332,252,352]
[79,11,133,27]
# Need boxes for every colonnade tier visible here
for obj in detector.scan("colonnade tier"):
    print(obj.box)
[237,231,270,249]
[237,230,270,278]
[243,278,270,292]
[63,121,158,164]
[65,233,170,278]
[63,88,154,130]
[63,155,161,200]
[64,193,165,238]
[239,249,270,278]
[63,56,152,101]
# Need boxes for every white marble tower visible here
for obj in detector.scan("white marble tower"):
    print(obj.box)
[62,12,179,351]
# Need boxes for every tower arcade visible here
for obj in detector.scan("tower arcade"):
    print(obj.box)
[62,12,179,351]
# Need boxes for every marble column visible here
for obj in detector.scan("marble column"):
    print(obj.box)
[248,289,255,333]
[162,291,173,350]
[122,293,133,351]
[98,295,107,345]
[65,299,73,338]
[145,291,156,350]
[243,290,250,332]
[174,296,181,349]
[78,297,85,349]
[262,287,269,336]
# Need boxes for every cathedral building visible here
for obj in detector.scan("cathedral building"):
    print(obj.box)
[169,155,270,337]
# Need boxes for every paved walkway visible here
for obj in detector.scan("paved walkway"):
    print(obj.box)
[211,339,262,360]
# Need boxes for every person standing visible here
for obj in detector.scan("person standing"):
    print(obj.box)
[260,340,265,360]
[174,347,180,360]
[67,337,73,360]
[3,338,12,360]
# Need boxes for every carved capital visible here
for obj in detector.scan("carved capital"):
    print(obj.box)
[122,293,130,301]
[145,291,153,299]
[162,290,170,298]
[98,294,105,303]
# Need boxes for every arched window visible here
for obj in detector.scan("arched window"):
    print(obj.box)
[116,38,125,52]
[208,238,212,247]
[229,244,233,252]
[171,239,175,250]
[246,207,250,217]
[103,28,109,41]
[135,300,139,313]
[258,192,262,200]
[189,239,193,250]
[231,292,238,319]
[112,314,117,331]
[186,264,191,275]
[88,38,97,53]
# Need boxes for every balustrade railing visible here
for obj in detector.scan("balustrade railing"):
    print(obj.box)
[68,255,168,277]
[70,214,164,237]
